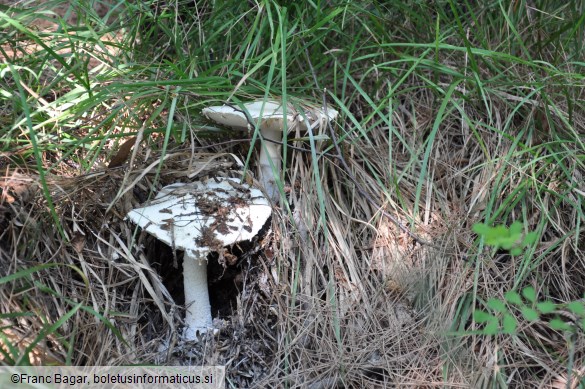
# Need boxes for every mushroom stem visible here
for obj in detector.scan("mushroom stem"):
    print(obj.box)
[258,128,282,202]
[182,255,212,340]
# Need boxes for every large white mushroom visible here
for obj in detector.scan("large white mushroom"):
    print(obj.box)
[202,100,338,202]
[127,177,272,340]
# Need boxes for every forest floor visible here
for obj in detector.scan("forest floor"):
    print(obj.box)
[1,1,584,387]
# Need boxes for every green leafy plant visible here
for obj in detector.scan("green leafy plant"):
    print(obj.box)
[471,222,585,336]
[473,221,538,255]
[473,286,585,336]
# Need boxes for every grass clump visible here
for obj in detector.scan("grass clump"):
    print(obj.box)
[1,0,584,387]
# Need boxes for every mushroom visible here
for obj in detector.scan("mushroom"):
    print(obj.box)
[202,100,338,202]
[126,177,272,340]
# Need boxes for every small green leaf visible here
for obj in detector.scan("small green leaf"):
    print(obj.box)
[487,226,508,246]
[567,301,585,316]
[484,319,500,335]
[536,301,557,314]
[522,287,536,303]
[549,318,572,332]
[487,299,507,313]
[500,239,516,250]
[524,231,538,246]
[509,221,523,236]
[474,310,495,323]
[521,307,539,321]
[502,314,517,334]
[510,247,523,256]
[473,223,490,235]
[504,291,523,305]
[500,230,521,249]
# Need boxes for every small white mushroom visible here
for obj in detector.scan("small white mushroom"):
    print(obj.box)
[126,177,272,340]
[202,100,338,202]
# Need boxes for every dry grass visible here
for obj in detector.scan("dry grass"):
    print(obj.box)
[2,77,584,388]
[1,96,467,386]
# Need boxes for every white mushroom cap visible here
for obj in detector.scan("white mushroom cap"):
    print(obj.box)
[202,100,338,202]
[201,100,338,134]
[127,177,272,259]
